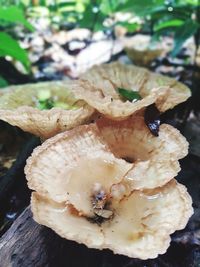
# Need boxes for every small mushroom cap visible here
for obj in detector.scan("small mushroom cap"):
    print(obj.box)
[31,180,193,259]
[72,62,191,119]
[96,116,189,190]
[123,35,164,66]
[125,46,163,66]
[0,81,95,139]
[25,124,131,216]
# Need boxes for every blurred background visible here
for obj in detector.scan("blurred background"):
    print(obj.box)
[0,0,199,82]
[0,1,199,266]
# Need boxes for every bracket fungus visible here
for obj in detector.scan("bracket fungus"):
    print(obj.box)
[71,62,191,119]
[25,115,193,259]
[0,81,94,139]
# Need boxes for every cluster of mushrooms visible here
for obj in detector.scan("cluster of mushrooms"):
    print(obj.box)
[0,62,193,259]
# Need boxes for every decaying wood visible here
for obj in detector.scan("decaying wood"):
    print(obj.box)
[0,206,73,267]
[0,206,107,267]
[0,207,48,267]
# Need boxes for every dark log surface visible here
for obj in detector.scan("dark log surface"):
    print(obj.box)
[0,136,40,201]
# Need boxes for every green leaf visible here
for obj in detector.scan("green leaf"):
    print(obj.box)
[118,88,142,102]
[178,0,199,5]
[100,0,120,15]
[0,76,8,88]
[171,20,200,57]
[78,3,106,32]
[0,6,34,31]
[0,32,30,71]
[37,98,55,110]
[154,19,184,31]
[116,0,163,16]
[117,21,141,32]
[150,5,193,21]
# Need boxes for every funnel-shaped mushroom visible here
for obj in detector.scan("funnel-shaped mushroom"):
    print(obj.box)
[72,62,191,119]
[31,179,193,259]
[0,81,94,139]
[26,123,132,216]
[97,117,188,190]
[25,116,188,203]
[123,35,164,66]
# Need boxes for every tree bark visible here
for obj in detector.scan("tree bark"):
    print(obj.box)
[0,206,110,267]
[0,206,54,267]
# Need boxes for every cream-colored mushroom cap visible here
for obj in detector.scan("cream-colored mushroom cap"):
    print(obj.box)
[25,123,132,216]
[0,81,95,139]
[97,117,189,190]
[72,62,191,119]
[31,180,193,259]
[25,115,188,214]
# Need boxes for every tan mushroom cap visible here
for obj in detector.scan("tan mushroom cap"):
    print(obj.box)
[123,35,164,66]
[25,116,188,214]
[125,46,163,66]
[31,180,193,259]
[0,81,95,139]
[72,62,191,119]
[25,123,132,216]
[97,117,189,190]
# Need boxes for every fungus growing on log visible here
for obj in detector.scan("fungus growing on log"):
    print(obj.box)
[25,117,189,201]
[0,81,94,139]
[25,115,192,259]
[71,62,191,119]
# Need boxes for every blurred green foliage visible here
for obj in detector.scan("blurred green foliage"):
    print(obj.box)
[0,5,34,75]
[0,76,8,88]
[0,0,199,85]
[18,0,199,57]
[0,32,30,70]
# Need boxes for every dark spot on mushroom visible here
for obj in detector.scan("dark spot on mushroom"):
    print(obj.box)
[87,214,106,226]
[89,190,114,225]
[92,190,107,210]
[144,104,161,137]
[122,157,134,163]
